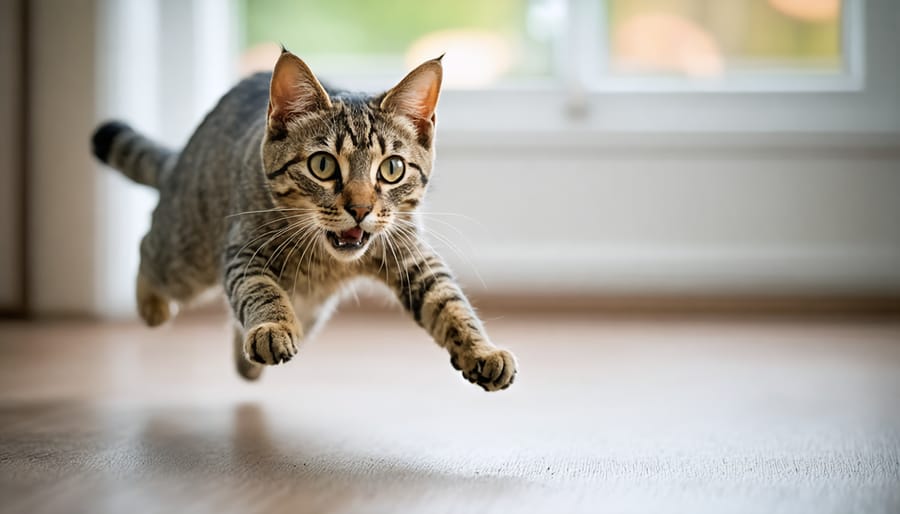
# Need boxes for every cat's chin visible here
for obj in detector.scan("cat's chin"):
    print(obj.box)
[323,230,371,261]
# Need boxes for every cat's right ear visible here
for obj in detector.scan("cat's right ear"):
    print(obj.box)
[380,57,443,140]
[267,51,332,138]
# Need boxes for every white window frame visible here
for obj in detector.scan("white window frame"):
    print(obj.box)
[578,0,864,93]
[224,0,895,141]
[432,0,899,146]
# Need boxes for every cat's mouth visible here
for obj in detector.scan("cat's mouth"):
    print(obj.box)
[326,226,370,251]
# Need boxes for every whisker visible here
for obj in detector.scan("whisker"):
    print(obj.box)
[415,216,481,246]
[414,211,487,229]
[290,226,322,301]
[264,218,320,282]
[226,207,318,218]
[278,223,315,283]
[376,234,388,277]
[296,224,322,297]
[382,232,409,307]
[229,212,318,260]
[241,218,313,281]
[391,218,487,290]
[391,228,440,296]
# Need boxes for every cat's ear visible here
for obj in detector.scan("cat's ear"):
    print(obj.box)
[381,57,443,138]
[267,50,332,137]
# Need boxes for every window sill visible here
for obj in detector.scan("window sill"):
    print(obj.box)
[435,130,900,156]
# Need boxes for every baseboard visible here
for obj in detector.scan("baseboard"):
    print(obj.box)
[447,245,900,298]
[463,293,900,317]
[0,306,27,319]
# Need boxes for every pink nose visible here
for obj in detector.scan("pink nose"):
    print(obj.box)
[345,204,372,223]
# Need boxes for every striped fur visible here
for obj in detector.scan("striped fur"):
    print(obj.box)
[92,50,516,392]
[92,121,176,188]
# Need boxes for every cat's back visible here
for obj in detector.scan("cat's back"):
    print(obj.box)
[163,72,272,200]
[153,72,274,263]
[189,72,272,147]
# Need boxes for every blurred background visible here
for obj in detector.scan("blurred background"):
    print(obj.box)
[1,0,899,317]
[2,3,900,512]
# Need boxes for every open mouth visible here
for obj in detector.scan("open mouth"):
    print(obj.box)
[326,226,370,251]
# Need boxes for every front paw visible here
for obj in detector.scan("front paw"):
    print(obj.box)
[244,322,299,365]
[451,347,517,391]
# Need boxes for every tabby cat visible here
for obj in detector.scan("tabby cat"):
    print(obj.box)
[91,50,516,391]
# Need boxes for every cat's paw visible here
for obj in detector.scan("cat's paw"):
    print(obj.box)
[451,347,517,392]
[244,322,299,365]
[136,274,171,327]
[137,294,170,327]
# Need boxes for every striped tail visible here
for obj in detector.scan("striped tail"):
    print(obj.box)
[91,121,175,189]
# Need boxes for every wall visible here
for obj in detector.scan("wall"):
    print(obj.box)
[28,0,99,314]
[27,0,236,317]
[24,0,900,317]
[429,136,900,297]
[0,0,23,312]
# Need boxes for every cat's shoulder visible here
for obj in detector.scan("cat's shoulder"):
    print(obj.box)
[206,72,273,122]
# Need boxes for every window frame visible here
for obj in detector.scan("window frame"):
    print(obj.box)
[579,0,863,94]
[428,0,900,148]
[226,0,897,144]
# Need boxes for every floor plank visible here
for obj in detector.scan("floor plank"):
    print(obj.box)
[1,310,899,513]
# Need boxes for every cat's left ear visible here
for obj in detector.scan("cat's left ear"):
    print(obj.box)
[267,50,332,138]
[381,57,443,140]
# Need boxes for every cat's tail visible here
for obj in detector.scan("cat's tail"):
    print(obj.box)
[91,121,175,189]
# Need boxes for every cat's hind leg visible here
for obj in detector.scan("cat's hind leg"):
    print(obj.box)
[136,271,171,327]
[233,324,264,380]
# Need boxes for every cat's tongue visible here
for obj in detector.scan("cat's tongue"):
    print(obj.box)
[339,227,364,243]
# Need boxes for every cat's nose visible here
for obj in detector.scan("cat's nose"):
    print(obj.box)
[344,204,372,223]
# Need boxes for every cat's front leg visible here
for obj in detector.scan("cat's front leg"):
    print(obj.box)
[224,257,300,366]
[376,245,517,391]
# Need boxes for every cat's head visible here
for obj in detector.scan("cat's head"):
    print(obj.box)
[260,50,441,262]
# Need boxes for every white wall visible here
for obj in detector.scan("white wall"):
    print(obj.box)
[428,135,900,296]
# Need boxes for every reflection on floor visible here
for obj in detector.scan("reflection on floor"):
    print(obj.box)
[1,308,899,514]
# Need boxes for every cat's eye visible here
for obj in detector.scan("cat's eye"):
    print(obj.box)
[308,152,339,181]
[378,156,405,184]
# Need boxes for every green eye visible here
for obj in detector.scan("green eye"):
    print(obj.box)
[378,156,405,184]
[308,152,338,180]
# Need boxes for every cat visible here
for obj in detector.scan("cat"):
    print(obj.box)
[91,49,516,391]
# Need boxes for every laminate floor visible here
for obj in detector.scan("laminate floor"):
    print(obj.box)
[1,309,899,513]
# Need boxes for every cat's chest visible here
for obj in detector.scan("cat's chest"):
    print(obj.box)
[287,272,358,331]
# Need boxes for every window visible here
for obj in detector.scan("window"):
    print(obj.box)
[592,0,856,91]
[234,0,891,138]
[238,0,855,92]
[237,0,556,89]
[605,0,843,78]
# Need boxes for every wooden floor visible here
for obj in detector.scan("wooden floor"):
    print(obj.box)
[1,308,899,514]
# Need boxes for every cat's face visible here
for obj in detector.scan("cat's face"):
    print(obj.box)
[261,51,441,262]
